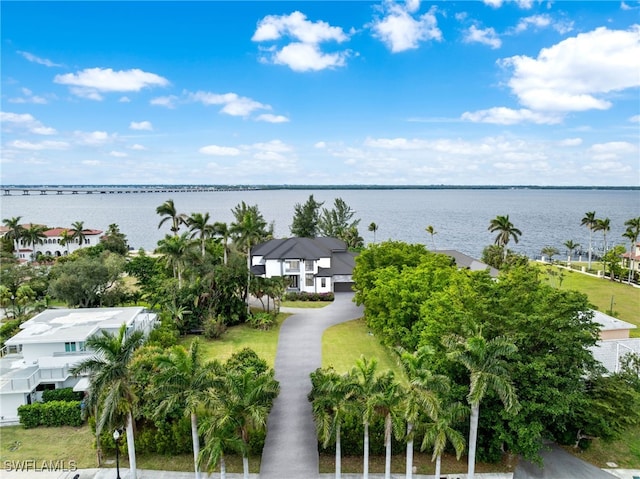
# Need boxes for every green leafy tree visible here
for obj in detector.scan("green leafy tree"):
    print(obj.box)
[602,245,625,281]
[2,216,24,252]
[70,324,145,479]
[581,211,597,269]
[99,223,129,255]
[188,212,214,258]
[368,222,378,243]
[318,197,361,241]
[623,217,640,282]
[157,199,187,236]
[445,331,520,479]
[563,240,580,263]
[342,225,364,249]
[488,215,521,260]
[290,194,324,238]
[154,340,220,479]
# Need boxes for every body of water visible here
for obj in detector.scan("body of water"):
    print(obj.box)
[1,188,638,260]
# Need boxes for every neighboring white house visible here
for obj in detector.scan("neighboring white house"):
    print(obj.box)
[590,310,639,374]
[0,224,104,262]
[251,237,357,293]
[0,307,157,425]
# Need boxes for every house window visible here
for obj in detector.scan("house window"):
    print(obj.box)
[64,342,76,352]
[285,260,300,272]
[321,278,326,288]
[78,341,86,352]
[305,260,314,271]
[288,275,299,289]
[305,274,314,287]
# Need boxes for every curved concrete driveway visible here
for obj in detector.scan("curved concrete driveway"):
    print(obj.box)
[259,293,363,479]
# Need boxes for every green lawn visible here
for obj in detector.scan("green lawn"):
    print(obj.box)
[322,318,406,381]
[280,300,329,308]
[540,264,640,337]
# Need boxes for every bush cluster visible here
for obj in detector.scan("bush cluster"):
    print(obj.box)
[18,400,83,428]
[247,311,277,330]
[42,387,83,403]
[283,291,334,302]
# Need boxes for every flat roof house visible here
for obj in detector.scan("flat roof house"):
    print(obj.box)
[0,307,157,425]
[589,310,639,374]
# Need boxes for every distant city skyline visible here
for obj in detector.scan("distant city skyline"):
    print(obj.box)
[1,1,638,186]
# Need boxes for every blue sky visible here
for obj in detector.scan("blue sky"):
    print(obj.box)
[1,1,638,186]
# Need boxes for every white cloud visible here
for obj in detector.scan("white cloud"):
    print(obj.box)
[188,91,269,117]
[371,3,441,53]
[82,160,101,166]
[256,113,290,123]
[130,144,147,151]
[54,68,169,99]
[512,14,574,35]
[461,107,562,125]
[558,138,583,147]
[150,95,178,108]
[74,130,115,145]
[588,141,637,161]
[130,121,153,131]
[8,87,48,104]
[10,140,69,150]
[483,0,533,8]
[464,25,502,49]
[250,139,293,153]
[119,96,131,103]
[501,26,640,113]
[274,42,349,72]
[252,11,351,71]
[630,115,640,123]
[17,51,62,67]
[315,141,327,149]
[109,151,127,158]
[0,112,57,135]
[199,145,241,156]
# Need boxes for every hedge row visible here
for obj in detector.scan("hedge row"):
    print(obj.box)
[283,292,334,302]
[18,400,83,428]
[42,387,83,403]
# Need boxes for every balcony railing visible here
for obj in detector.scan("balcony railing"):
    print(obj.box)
[0,365,72,394]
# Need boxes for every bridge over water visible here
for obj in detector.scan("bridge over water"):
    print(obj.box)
[2,185,261,196]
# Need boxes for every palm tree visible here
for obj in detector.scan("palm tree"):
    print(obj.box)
[70,324,145,479]
[581,211,597,269]
[2,216,24,251]
[309,368,355,479]
[594,218,611,275]
[563,240,580,264]
[398,347,448,479]
[488,215,521,260]
[541,246,559,262]
[213,221,231,265]
[157,199,186,236]
[623,217,640,283]
[155,233,192,288]
[201,366,279,479]
[188,212,214,258]
[59,229,73,255]
[420,401,467,479]
[198,421,241,479]
[351,356,379,479]
[154,340,220,479]
[230,202,269,314]
[22,224,47,259]
[70,220,86,248]
[368,222,378,243]
[425,225,437,250]
[444,330,520,479]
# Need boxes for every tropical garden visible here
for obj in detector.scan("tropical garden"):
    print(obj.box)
[1,203,639,478]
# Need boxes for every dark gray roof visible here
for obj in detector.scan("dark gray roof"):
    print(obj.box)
[317,251,356,277]
[252,237,348,260]
[436,249,499,277]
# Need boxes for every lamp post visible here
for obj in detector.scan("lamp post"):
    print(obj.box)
[113,429,122,479]
[10,294,15,319]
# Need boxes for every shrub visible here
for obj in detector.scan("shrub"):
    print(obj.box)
[42,387,83,402]
[248,311,277,330]
[204,314,227,339]
[283,291,334,302]
[18,400,83,428]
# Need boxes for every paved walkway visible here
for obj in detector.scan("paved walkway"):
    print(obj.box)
[259,293,364,479]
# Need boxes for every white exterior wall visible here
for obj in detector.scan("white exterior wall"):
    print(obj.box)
[21,343,64,364]
[1,393,27,424]
[315,277,332,293]
[317,257,331,269]
[35,235,101,257]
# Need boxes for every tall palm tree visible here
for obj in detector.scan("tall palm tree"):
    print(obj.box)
[488,215,521,261]
[70,221,86,248]
[70,324,145,479]
[188,212,214,258]
[230,202,269,314]
[398,347,448,479]
[59,229,73,255]
[425,225,437,250]
[594,217,611,275]
[2,216,24,252]
[309,368,355,479]
[201,366,279,479]
[444,331,520,479]
[420,400,467,479]
[22,224,47,259]
[198,421,241,479]
[368,222,378,243]
[213,221,231,265]
[623,217,640,282]
[581,211,597,269]
[563,239,580,263]
[157,199,186,236]
[154,340,220,479]
[155,233,192,288]
[351,356,379,479]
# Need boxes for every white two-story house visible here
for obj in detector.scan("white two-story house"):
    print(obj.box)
[0,307,157,425]
[8,225,104,262]
[250,237,357,293]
